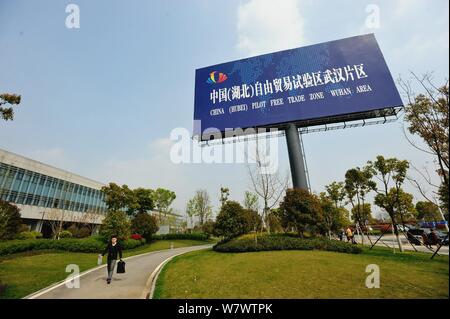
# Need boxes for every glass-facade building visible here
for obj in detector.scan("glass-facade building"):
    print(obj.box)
[0,162,106,214]
[0,148,106,234]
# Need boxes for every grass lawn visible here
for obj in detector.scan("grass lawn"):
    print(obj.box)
[154,246,449,299]
[0,239,215,299]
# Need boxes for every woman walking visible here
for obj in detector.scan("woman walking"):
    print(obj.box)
[345,227,353,243]
[100,235,123,284]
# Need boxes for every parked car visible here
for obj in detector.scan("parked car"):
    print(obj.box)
[406,228,424,245]
[435,230,449,245]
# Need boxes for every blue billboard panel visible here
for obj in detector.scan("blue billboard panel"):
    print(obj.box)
[193,34,403,140]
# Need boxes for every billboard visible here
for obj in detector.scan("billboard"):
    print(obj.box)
[193,34,403,140]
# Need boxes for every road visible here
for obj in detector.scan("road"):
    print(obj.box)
[355,234,449,255]
[25,244,212,299]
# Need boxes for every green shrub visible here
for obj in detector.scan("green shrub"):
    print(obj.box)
[59,230,73,239]
[67,225,92,238]
[131,212,158,241]
[16,231,43,240]
[213,234,362,254]
[17,231,33,240]
[32,231,43,239]
[279,188,325,237]
[74,227,92,238]
[152,232,209,241]
[0,236,146,256]
[18,224,30,233]
[0,200,22,240]
[90,234,107,242]
[214,201,248,240]
[121,238,146,250]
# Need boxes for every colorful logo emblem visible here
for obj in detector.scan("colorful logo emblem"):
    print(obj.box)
[206,71,227,84]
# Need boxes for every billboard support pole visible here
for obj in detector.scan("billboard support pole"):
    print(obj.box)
[285,123,309,190]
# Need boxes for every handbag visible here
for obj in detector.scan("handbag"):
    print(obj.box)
[117,260,126,274]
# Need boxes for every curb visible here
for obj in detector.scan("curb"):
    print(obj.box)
[144,245,212,299]
[141,251,186,299]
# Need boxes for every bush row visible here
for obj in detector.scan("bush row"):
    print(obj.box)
[213,235,362,254]
[152,232,210,241]
[0,237,146,256]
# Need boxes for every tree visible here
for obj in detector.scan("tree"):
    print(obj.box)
[133,188,154,214]
[395,189,416,224]
[100,210,131,240]
[219,187,230,207]
[101,183,135,213]
[0,93,21,121]
[186,198,196,229]
[319,192,349,239]
[247,141,288,233]
[368,155,410,252]
[344,166,376,244]
[0,200,22,239]
[325,181,347,208]
[72,209,102,236]
[279,188,324,237]
[399,74,449,218]
[46,210,73,240]
[152,188,176,223]
[131,212,159,241]
[242,209,262,233]
[201,219,215,236]
[186,190,212,226]
[401,74,448,184]
[243,191,259,212]
[438,182,449,221]
[350,203,374,227]
[214,201,248,240]
[416,201,441,222]
[265,209,283,233]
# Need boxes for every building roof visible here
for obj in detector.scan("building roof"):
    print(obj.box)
[0,148,105,189]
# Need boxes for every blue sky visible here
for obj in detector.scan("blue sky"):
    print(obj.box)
[0,0,448,216]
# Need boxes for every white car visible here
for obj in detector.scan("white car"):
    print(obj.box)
[396,225,410,232]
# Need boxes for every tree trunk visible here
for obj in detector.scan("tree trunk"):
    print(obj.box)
[393,223,404,252]
[264,207,270,234]
[355,225,360,244]
[359,223,365,245]
[437,207,449,232]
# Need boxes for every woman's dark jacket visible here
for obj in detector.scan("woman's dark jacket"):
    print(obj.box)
[102,242,123,260]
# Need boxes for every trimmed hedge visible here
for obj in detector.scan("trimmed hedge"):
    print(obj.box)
[152,232,210,241]
[121,238,147,250]
[213,235,362,254]
[0,237,146,256]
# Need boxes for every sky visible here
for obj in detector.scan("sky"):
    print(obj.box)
[0,0,449,218]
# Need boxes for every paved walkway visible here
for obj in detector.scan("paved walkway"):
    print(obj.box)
[26,244,212,299]
[356,234,449,255]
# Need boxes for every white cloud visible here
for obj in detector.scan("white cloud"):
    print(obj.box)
[93,138,183,189]
[236,0,306,56]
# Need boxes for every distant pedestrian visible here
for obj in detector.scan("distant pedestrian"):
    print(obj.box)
[338,229,345,241]
[100,235,123,284]
[345,227,353,242]
[429,228,441,246]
